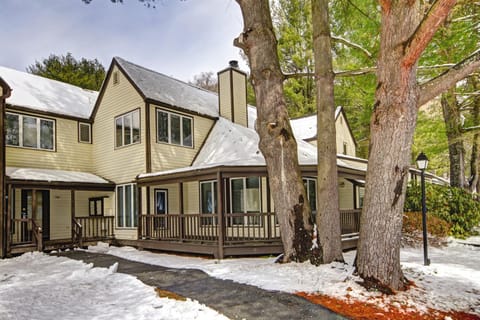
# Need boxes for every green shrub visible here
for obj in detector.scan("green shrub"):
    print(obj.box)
[404,183,480,238]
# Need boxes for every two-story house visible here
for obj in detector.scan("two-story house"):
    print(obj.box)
[0,58,367,258]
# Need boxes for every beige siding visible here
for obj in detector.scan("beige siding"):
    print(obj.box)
[232,71,247,127]
[49,190,71,240]
[93,65,145,183]
[335,113,356,156]
[184,181,200,214]
[338,178,355,209]
[149,184,180,214]
[218,71,232,121]
[6,111,94,172]
[150,104,214,172]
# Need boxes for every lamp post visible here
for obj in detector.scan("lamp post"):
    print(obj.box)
[416,152,430,266]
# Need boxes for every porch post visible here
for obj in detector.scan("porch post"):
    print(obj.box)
[32,189,37,221]
[5,185,12,256]
[179,182,184,241]
[216,171,224,259]
[137,186,142,240]
[70,190,75,241]
[353,183,358,210]
[266,176,271,240]
[145,186,150,238]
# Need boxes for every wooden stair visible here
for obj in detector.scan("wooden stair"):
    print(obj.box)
[9,243,38,255]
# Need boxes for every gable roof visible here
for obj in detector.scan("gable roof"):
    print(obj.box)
[0,76,11,97]
[289,106,344,141]
[0,66,98,120]
[111,57,219,118]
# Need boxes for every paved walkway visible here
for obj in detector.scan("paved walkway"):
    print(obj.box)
[54,251,345,320]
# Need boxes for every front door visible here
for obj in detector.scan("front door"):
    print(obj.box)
[21,190,50,241]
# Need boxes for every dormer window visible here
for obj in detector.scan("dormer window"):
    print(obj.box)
[156,109,193,148]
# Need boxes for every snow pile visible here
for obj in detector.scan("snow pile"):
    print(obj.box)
[0,252,228,320]
[91,238,480,316]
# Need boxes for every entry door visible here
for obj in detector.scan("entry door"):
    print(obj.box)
[21,190,50,240]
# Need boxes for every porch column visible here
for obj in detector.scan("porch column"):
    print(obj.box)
[5,185,12,256]
[32,189,37,221]
[353,184,358,210]
[137,186,143,240]
[216,171,225,259]
[145,186,150,239]
[266,177,271,240]
[71,190,75,241]
[179,182,184,241]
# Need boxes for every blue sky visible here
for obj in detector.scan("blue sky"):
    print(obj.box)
[0,0,246,82]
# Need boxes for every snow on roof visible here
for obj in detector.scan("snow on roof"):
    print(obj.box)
[0,66,98,119]
[6,167,111,184]
[115,57,219,118]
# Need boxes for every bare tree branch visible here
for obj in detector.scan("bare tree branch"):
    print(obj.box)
[419,49,480,106]
[402,0,457,69]
[331,35,373,59]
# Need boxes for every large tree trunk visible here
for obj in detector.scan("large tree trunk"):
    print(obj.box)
[441,88,465,188]
[234,0,320,264]
[311,0,344,263]
[469,76,480,193]
[356,1,424,293]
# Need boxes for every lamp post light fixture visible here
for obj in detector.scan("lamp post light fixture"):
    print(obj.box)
[416,152,430,266]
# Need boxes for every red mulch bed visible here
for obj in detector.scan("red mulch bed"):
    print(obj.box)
[297,292,480,320]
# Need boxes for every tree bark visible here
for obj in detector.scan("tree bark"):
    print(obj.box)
[311,0,344,263]
[234,0,320,264]
[441,88,465,188]
[357,0,439,293]
[469,75,480,193]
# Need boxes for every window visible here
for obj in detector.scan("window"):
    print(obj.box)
[6,113,55,150]
[115,110,140,148]
[117,184,137,228]
[343,142,348,155]
[229,177,261,225]
[303,178,317,220]
[155,189,168,228]
[200,181,217,225]
[156,109,193,147]
[79,123,91,143]
[89,197,104,216]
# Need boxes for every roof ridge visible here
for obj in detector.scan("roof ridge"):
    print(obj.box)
[113,56,219,97]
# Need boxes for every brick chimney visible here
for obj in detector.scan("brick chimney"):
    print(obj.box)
[217,60,248,127]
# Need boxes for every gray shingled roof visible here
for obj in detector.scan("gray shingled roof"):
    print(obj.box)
[115,57,219,118]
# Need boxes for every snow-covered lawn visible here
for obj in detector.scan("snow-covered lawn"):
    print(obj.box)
[0,238,478,319]
[0,253,228,320]
[89,237,480,316]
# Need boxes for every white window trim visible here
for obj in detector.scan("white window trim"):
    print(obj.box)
[115,109,140,148]
[116,183,137,229]
[156,109,193,148]
[6,112,55,151]
[303,177,317,215]
[79,122,92,144]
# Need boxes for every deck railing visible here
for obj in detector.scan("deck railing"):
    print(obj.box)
[73,216,115,241]
[10,218,43,250]
[140,210,360,244]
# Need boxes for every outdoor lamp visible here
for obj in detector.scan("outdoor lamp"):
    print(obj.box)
[416,152,429,170]
[416,151,430,266]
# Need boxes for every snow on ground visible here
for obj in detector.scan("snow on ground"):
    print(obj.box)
[0,252,228,320]
[89,238,480,316]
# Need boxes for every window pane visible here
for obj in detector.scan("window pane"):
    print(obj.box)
[182,117,192,147]
[117,186,124,227]
[170,115,181,145]
[125,185,132,227]
[231,179,244,213]
[156,191,167,215]
[132,110,140,143]
[5,114,19,146]
[201,183,213,213]
[79,123,90,143]
[308,180,316,211]
[245,177,260,212]
[89,200,96,216]
[40,120,54,150]
[116,118,123,147]
[133,186,137,227]
[124,113,132,145]
[22,116,37,148]
[157,111,169,143]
